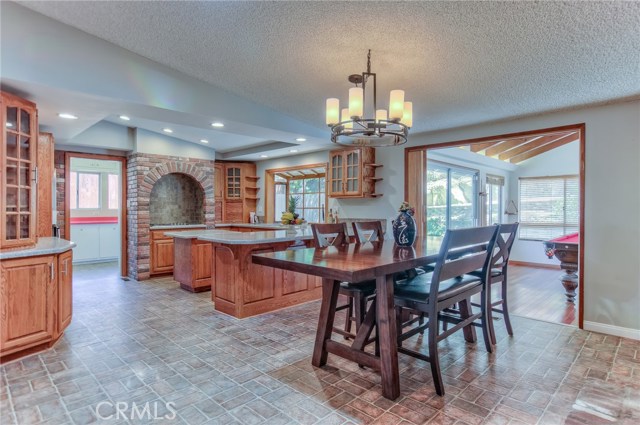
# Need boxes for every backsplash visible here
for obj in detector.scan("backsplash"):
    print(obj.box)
[150,173,204,225]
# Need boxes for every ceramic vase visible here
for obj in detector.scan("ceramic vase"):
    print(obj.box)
[392,211,417,246]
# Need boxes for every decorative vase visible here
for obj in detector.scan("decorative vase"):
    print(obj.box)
[392,211,417,246]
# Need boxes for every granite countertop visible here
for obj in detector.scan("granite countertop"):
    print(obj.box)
[166,228,314,245]
[0,237,76,260]
[149,224,207,230]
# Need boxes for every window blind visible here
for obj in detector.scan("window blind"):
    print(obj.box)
[486,174,504,186]
[519,175,579,240]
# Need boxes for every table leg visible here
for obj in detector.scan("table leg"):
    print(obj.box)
[376,274,400,400]
[560,264,579,303]
[312,278,340,367]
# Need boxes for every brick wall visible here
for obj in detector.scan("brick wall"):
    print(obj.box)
[150,173,205,225]
[127,153,215,280]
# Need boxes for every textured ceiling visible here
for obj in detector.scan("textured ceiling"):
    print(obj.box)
[11,1,640,146]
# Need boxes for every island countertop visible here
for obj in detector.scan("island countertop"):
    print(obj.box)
[165,228,313,245]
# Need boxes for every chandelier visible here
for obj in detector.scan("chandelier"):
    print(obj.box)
[326,50,412,147]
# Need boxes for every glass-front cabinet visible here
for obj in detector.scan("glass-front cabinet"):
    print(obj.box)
[225,166,242,199]
[327,147,381,198]
[1,92,38,249]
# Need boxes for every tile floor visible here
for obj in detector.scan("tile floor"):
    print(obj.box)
[1,262,638,425]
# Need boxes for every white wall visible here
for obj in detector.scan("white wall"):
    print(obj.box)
[508,141,580,264]
[258,100,640,335]
[62,121,133,151]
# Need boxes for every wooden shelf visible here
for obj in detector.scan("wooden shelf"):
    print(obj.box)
[365,163,383,168]
[246,176,260,180]
[369,193,383,198]
[365,177,383,182]
[245,196,260,200]
[245,186,259,190]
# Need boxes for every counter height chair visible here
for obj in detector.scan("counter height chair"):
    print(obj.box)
[311,223,376,340]
[469,222,519,344]
[394,225,499,396]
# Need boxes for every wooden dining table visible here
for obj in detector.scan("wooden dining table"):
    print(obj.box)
[252,238,443,400]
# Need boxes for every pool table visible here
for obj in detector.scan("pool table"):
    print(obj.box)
[543,232,579,303]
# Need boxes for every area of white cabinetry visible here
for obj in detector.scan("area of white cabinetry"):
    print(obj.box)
[71,223,119,263]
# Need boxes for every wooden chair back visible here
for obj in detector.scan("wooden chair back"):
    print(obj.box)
[491,223,519,270]
[311,223,349,247]
[352,221,384,243]
[430,226,499,297]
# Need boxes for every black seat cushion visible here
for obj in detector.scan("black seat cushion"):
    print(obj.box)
[340,280,376,295]
[394,273,482,304]
[468,268,502,278]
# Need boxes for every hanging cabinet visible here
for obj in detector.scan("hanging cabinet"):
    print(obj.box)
[327,147,382,198]
[1,91,38,250]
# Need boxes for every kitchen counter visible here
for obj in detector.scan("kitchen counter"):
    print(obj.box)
[0,237,76,260]
[165,228,313,245]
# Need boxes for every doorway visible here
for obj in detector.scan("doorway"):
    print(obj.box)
[405,123,585,328]
[64,153,127,277]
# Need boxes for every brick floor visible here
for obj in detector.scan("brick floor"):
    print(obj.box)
[1,262,638,424]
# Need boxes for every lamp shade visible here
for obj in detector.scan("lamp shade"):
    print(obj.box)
[376,109,388,123]
[401,102,413,128]
[326,98,340,126]
[341,108,352,130]
[389,90,405,120]
[349,87,363,118]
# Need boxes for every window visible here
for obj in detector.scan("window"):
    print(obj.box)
[519,175,579,240]
[289,177,325,223]
[107,174,119,209]
[485,175,504,225]
[70,172,101,209]
[426,161,479,237]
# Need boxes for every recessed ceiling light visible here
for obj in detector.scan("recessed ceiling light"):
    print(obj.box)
[163,128,173,133]
[289,149,299,153]
[295,138,306,142]
[58,113,78,120]
[119,115,130,121]
[260,155,269,158]
[200,139,209,144]
[211,122,224,128]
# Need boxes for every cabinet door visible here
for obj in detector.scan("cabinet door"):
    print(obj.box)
[37,133,54,238]
[344,149,361,196]
[99,224,120,259]
[225,166,242,199]
[224,201,243,223]
[1,256,55,353]
[214,165,224,199]
[151,239,174,274]
[57,250,73,334]
[328,151,344,196]
[1,92,38,249]
[71,224,100,262]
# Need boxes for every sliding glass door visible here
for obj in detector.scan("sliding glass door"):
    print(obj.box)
[426,161,479,237]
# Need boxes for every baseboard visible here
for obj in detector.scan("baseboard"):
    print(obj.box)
[509,260,561,270]
[583,321,640,340]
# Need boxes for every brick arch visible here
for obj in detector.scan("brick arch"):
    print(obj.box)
[127,154,216,280]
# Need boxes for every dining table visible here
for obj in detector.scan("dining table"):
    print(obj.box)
[252,237,443,400]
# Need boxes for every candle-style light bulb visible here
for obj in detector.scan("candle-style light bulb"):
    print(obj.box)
[349,87,363,119]
[389,90,405,120]
[326,98,340,126]
[341,108,352,130]
[400,102,413,128]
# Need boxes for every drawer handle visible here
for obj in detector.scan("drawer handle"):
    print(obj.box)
[49,263,54,281]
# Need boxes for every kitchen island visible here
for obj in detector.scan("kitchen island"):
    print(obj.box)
[166,226,322,318]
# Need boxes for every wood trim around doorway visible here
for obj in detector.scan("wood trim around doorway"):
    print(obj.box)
[64,152,128,278]
[405,123,586,329]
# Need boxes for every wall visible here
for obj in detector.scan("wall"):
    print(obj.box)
[257,100,640,336]
[508,141,580,264]
[63,121,133,151]
[135,129,215,161]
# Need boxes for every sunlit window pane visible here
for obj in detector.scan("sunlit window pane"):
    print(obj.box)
[70,172,78,209]
[108,174,119,209]
[78,173,100,209]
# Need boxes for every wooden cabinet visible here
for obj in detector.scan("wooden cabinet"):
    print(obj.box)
[150,229,175,275]
[328,147,382,198]
[37,133,54,238]
[217,162,258,223]
[0,255,55,356]
[214,164,224,223]
[1,91,38,250]
[173,238,212,292]
[57,250,73,334]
